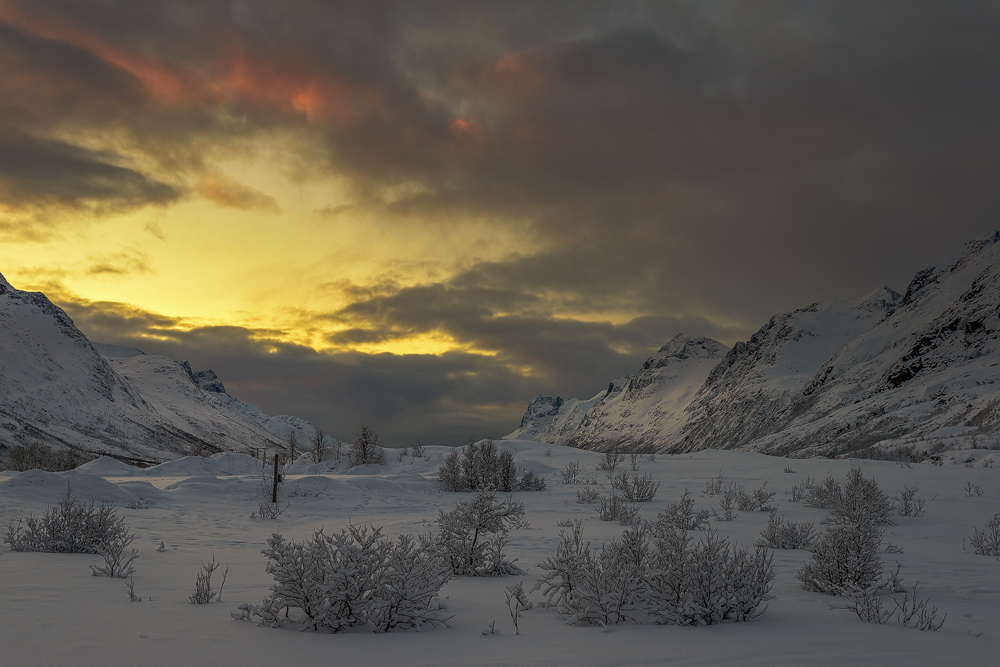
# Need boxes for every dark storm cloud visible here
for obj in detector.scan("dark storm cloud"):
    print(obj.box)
[0,131,179,214]
[9,1,1000,440]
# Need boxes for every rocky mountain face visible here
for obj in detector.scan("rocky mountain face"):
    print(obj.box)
[507,231,1000,457]
[0,274,319,461]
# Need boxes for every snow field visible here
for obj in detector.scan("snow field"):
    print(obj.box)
[2,441,999,666]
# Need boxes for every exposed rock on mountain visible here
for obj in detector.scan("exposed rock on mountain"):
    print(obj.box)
[508,232,1000,457]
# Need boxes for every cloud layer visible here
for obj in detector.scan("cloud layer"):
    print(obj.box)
[4,1,1000,444]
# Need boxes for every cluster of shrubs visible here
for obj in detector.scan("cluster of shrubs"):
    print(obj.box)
[5,487,139,579]
[438,439,545,492]
[795,467,945,631]
[2,442,88,472]
[235,525,452,633]
[537,519,774,626]
[237,491,528,633]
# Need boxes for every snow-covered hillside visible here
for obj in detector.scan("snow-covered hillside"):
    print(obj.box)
[0,273,319,460]
[509,231,1000,456]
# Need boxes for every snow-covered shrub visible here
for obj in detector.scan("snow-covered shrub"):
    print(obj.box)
[436,491,525,576]
[437,440,542,492]
[535,520,591,613]
[597,494,641,525]
[895,485,925,517]
[90,529,139,578]
[576,487,601,504]
[804,474,842,509]
[349,425,388,467]
[965,513,1000,557]
[252,501,285,520]
[658,489,710,531]
[797,468,891,594]
[756,511,814,550]
[825,467,895,528]
[611,471,659,502]
[190,554,229,603]
[5,487,132,555]
[235,525,451,632]
[731,483,775,512]
[516,470,546,491]
[537,523,774,627]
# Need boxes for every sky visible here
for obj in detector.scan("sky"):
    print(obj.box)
[2,1,1000,446]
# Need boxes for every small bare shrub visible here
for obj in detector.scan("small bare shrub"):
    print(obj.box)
[5,487,132,555]
[965,481,984,497]
[703,471,726,496]
[965,513,1000,556]
[189,554,229,604]
[597,494,641,525]
[576,487,601,504]
[505,581,532,634]
[437,492,526,576]
[561,461,583,484]
[596,451,624,475]
[895,486,925,517]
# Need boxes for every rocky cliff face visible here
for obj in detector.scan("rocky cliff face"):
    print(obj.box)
[507,232,1000,456]
[0,274,320,460]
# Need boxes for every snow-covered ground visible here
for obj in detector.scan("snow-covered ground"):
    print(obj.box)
[2,440,998,666]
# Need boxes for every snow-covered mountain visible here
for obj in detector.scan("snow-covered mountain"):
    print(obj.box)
[508,231,1000,457]
[0,273,319,460]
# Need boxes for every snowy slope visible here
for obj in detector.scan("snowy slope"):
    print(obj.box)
[0,273,319,460]
[509,231,1000,456]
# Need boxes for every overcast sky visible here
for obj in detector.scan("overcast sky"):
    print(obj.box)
[2,1,999,445]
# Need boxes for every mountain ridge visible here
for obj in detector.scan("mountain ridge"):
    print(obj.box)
[507,231,1000,457]
[0,277,321,461]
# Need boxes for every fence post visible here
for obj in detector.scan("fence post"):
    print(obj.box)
[272,453,279,503]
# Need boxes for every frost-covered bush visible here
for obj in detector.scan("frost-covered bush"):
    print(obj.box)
[576,487,601,504]
[349,425,388,467]
[536,522,774,627]
[756,511,814,550]
[610,471,659,503]
[437,439,542,492]
[436,491,525,576]
[797,468,891,595]
[517,469,546,491]
[5,487,132,555]
[235,525,451,632]
[804,475,842,509]
[658,489,710,531]
[965,513,1000,557]
[789,475,815,502]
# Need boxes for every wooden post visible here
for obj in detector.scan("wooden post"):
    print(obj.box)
[272,453,279,504]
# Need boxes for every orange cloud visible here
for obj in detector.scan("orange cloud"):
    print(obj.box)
[200,172,279,212]
[487,52,546,94]
[0,3,201,105]
[450,118,488,149]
